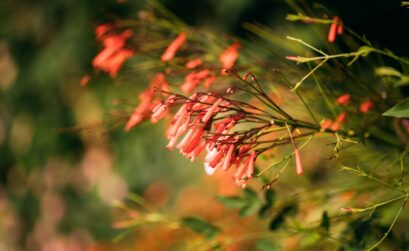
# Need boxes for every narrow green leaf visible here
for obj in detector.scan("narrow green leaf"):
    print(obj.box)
[258,190,276,217]
[243,188,259,202]
[265,189,276,204]
[239,202,259,217]
[181,217,221,239]
[217,196,246,209]
[375,66,402,77]
[268,203,298,231]
[269,214,285,230]
[383,97,409,118]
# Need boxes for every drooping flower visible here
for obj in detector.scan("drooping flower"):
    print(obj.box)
[220,42,240,70]
[125,73,170,130]
[153,90,314,186]
[328,16,343,43]
[287,127,303,175]
[294,145,303,175]
[161,32,187,62]
[125,90,155,131]
[157,93,260,185]
[359,100,373,113]
[233,151,257,187]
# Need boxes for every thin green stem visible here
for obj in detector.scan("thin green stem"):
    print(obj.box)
[366,196,408,251]
[311,71,338,118]
[286,36,328,56]
[291,59,328,92]
[276,71,320,125]
[374,49,409,66]
[257,135,313,176]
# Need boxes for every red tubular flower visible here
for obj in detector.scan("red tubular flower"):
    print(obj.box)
[359,100,373,113]
[161,32,187,62]
[182,127,204,154]
[180,69,211,93]
[209,150,225,168]
[288,128,303,175]
[220,42,240,70]
[201,98,223,123]
[336,93,350,106]
[294,145,303,175]
[285,56,299,61]
[185,58,203,69]
[233,153,255,188]
[125,91,154,131]
[156,91,311,186]
[125,73,170,130]
[187,141,207,161]
[330,112,347,131]
[95,24,113,40]
[204,75,216,88]
[328,16,341,43]
[93,27,134,77]
[336,112,347,123]
[222,144,235,171]
[246,151,256,178]
[151,95,176,123]
[320,119,333,130]
[337,20,344,35]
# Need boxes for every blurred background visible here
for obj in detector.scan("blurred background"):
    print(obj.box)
[0,0,408,250]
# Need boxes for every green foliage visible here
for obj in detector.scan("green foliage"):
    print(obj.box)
[258,189,276,217]
[218,188,262,217]
[383,98,409,118]
[269,202,298,231]
[217,196,246,208]
[181,217,221,239]
[255,239,282,251]
[320,211,330,232]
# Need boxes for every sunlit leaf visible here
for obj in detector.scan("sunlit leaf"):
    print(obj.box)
[375,66,402,78]
[383,98,409,118]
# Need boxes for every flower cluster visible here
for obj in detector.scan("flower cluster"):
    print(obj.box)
[92,24,135,77]
[328,16,343,43]
[321,93,374,131]
[152,92,260,186]
[150,89,315,186]
[121,31,240,128]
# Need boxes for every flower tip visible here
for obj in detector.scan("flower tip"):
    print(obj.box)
[285,56,298,61]
[296,167,303,176]
[204,162,217,176]
[359,100,373,113]
[80,75,90,86]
